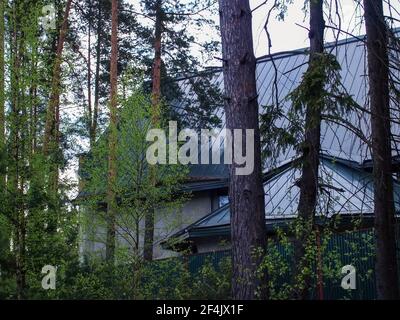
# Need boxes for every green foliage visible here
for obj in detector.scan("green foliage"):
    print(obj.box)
[81,87,189,260]
[0,0,80,299]
[258,219,378,300]
[22,252,231,300]
[260,52,358,163]
[190,256,232,299]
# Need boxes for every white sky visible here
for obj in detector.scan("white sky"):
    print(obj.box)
[251,0,367,56]
[126,0,372,59]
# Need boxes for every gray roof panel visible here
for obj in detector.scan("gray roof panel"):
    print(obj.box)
[176,156,400,234]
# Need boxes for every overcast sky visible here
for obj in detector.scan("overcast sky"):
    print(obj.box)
[251,0,366,56]
[126,0,377,59]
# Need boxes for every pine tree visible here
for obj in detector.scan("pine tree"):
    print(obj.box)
[43,0,73,156]
[140,0,221,261]
[137,0,222,130]
[292,0,325,299]
[143,0,162,262]
[363,0,399,300]
[105,0,119,264]
[0,0,5,193]
[218,0,267,300]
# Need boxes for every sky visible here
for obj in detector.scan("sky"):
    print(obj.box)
[126,0,374,59]
[250,0,367,56]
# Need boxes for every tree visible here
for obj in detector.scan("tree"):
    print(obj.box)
[43,0,73,156]
[74,0,139,148]
[292,0,325,299]
[143,0,162,262]
[136,0,222,130]
[8,0,27,299]
[140,0,221,261]
[106,0,119,264]
[0,1,81,299]
[363,0,399,300]
[0,0,9,292]
[81,85,189,295]
[218,0,267,299]
[0,0,5,193]
[0,0,4,142]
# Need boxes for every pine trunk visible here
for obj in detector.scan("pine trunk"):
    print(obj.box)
[218,0,267,300]
[293,0,325,300]
[144,0,163,262]
[0,0,5,194]
[364,0,399,300]
[91,2,102,147]
[9,1,26,299]
[106,0,118,264]
[87,0,93,145]
[43,0,72,155]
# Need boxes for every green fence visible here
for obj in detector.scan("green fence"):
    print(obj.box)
[181,228,400,300]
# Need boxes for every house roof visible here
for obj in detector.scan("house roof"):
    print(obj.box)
[174,29,400,175]
[164,155,400,245]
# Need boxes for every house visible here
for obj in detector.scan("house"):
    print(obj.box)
[79,31,400,260]
[163,155,400,254]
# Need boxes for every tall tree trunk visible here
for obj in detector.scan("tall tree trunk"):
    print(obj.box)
[87,0,93,146]
[106,0,118,263]
[150,0,162,110]
[143,0,162,262]
[292,0,325,300]
[0,0,5,194]
[91,1,102,147]
[29,56,38,154]
[43,0,73,155]
[42,0,72,233]
[9,1,26,299]
[364,0,399,300]
[218,0,267,300]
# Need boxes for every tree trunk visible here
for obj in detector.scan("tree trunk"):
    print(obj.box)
[29,54,38,156]
[364,0,399,300]
[9,1,26,299]
[43,0,73,155]
[151,0,162,110]
[106,0,118,264]
[292,0,325,300]
[0,0,5,194]
[218,0,267,300]
[143,0,163,262]
[87,0,93,145]
[91,1,102,147]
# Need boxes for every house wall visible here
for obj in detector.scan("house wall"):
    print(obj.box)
[78,207,107,260]
[153,190,215,259]
[79,190,216,261]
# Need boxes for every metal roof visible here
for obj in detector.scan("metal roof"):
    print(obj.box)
[167,155,400,242]
[176,30,400,176]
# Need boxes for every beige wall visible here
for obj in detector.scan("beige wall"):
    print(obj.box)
[79,190,217,261]
[153,191,214,259]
